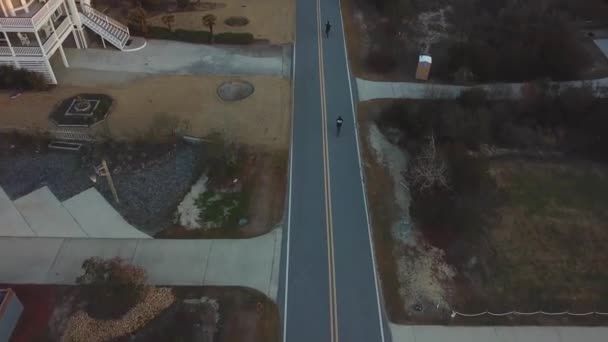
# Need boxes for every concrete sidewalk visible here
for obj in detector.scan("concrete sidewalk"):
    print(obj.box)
[60,39,291,78]
[0,228,282,299]
[356,77,608,101]
[390,323,608,342]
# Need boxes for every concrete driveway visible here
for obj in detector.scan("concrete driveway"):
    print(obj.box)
[60,39,292,78]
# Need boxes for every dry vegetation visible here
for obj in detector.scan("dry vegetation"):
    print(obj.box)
[359,90,608,324]
[342,0,608,82]
[97,0,294,44]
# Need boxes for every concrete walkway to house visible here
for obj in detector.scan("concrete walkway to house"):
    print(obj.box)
[1,186,150,239]
[356,77,608,101]
[390,323,608,342]
[0,228,282,299]
[60,39,291,79]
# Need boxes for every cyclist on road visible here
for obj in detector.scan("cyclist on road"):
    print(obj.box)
[336,115,344,137]
[325,20,332,38]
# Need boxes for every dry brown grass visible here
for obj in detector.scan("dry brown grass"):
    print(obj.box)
[0,74,291,150]
[146,0,295,44]
[475,160,608,311]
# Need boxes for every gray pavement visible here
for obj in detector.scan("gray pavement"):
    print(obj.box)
[321,1,387,342]
[281,0,387,340]
[390,324,608,342]
[0,187,34,237]
[62,188,150,239]
[14,187,87,238]
[281,0,332,340]
[61,39,291,78]
[356,77,608,101]
[0,228,282,299]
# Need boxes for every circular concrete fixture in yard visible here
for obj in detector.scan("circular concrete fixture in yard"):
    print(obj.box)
[217,80,254,102]
[224,16,249,27]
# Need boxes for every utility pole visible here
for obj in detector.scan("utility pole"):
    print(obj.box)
[101,159,119,204]
[91,159,119,204]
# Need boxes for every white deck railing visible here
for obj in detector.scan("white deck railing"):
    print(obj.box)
[80,3,129,33]
[0,46,11,55]
[0,0,64,29]
[11,46,42,55]
[55,16,71,37]
[42,33,57,53]
[31,0,63,27]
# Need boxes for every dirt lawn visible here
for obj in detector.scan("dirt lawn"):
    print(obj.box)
[146,0,295,45]
[99,0,295,45]
[0,74,290,150]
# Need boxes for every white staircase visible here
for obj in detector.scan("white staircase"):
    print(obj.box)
[79,4,130,50]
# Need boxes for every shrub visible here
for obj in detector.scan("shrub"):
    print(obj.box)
[175,29,212,43]
[176,0,190,9]
[444,143,490,195]
[458,88,487,108]
[140,0,168,11]
[0,65,47,90]
[437,106,490,148]
[147,26,174,39]
[498,123,538,148]
[214,32,254,45]
[365,50,397,74]
[76,257,149,319]
[146,27,252,45]
[378,102,434,142]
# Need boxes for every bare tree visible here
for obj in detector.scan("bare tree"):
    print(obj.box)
[406,134,449,191]
[202,14,217,44]
[161,14,175,31]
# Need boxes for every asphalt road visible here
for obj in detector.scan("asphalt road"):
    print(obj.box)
[280,0,388,340]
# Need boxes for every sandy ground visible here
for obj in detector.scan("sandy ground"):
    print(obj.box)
[0,74,290,150]
[146,0,295,45]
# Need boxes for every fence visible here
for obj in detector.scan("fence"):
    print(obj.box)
[451,310,608,318]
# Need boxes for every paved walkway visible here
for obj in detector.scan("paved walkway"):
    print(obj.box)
[1,186,150,239]
[59,39,291,78]
[390,323,608,342]
[0,228,282,300]
[356,77,608,101]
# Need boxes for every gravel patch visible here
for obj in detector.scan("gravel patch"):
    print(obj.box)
[0,139,205,236]
[368,123,413,242]
[0,152,92,201]
[95,144,205,235]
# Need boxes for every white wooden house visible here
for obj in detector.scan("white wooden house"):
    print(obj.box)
[0,0,129,83]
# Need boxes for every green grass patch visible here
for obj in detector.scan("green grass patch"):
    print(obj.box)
[147,27,253,45]
[503,163,608,216]
[195,190,248,228]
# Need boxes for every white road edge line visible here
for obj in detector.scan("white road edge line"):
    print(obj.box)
[282,41,296,342]
[336,2,387,341]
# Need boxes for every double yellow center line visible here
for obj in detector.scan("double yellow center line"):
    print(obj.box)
[316,0,339,340]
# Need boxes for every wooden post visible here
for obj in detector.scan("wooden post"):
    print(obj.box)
[102,159,119,203]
